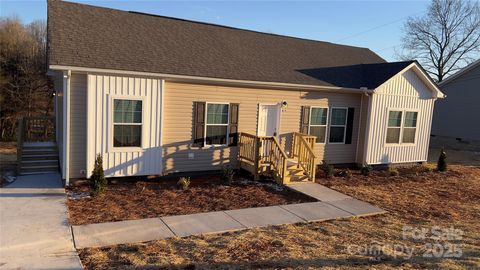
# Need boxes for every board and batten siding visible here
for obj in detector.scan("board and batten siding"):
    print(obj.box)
[365,69,436,164]
[86,74,163,177]
[163,81,363,174]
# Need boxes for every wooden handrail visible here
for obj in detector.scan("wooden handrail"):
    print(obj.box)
[238,132,289,184]
[292,132,317,181]
[238,132,316,184]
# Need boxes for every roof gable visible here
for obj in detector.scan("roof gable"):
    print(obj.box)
[374,62,445,98]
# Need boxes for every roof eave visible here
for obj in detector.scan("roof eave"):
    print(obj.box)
[439,59,480,86]
[48,64,375,94]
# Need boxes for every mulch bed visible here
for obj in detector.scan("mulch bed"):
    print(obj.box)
[67,175,315,225]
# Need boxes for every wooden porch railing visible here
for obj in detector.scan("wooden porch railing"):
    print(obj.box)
[20,116,56,143]
[292,132,317,181]
[238,132,288,184]
[291,132,315,157]
[238,132,316,184]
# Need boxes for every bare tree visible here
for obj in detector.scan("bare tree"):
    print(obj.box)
[0,16,52,140]
[400,0,480,82]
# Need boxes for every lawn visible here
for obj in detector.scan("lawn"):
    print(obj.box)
[79,165,480,269]
[67,175,315,225]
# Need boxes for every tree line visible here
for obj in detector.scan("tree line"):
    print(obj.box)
[0,16,53,141]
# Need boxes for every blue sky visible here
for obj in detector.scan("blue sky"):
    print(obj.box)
[0,0,431,61]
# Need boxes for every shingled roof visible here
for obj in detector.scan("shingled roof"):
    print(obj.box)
[48,1,411,88]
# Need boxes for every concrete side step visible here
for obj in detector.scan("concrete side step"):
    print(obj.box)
[20,165,59,173]
[21,160,58,166]
[19,170,59,175]
[21,154,58,161]
[22,148,58,153]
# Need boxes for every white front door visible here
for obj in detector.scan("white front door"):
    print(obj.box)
[258,104,280,137]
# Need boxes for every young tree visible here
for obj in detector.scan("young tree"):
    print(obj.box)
[437,148,447,172]
[90,154,107,195]
[400,0,480,82]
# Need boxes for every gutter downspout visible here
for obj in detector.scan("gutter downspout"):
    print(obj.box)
[63,70,71,186]
[362,90,374,165]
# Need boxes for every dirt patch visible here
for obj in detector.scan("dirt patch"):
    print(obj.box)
[67,176,315,225]
[79,165,480,269]
[0,142,16,154]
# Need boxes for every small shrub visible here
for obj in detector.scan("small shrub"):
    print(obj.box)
[360,165,373,176]
[424,166,434,173]
[90,154,107,196]
[337,168,352,178]
[177,177,191,190]
[437,148,447,172]
[321,160,335,178]
[221,166,236,185]
[388,168,400,176]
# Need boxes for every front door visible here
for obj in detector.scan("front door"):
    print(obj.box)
[258,104,280,137]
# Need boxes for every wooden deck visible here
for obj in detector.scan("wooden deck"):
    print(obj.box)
[238,132,317,185]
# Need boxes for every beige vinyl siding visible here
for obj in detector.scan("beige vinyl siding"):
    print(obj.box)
[86,74,163,177]
[366,69,435,164]
[69,73,87,178]
[163,81,362,174]
[52,72,64,178]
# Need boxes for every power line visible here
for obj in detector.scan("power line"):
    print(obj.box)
[335,11,423,42]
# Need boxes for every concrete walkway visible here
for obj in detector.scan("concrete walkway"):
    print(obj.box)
[0,173,82,270]
[72,182,385,249]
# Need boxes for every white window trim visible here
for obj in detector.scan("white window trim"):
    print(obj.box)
[328,107,348,144]
[308,106,328,144]
[108,95,145,152]
[385,109,419,146]
[204,102,230,147]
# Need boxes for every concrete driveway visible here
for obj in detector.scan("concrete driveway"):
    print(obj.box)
[0,173,82,270]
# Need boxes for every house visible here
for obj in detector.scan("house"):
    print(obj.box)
[432,59,480,142]
[46,1,444,185]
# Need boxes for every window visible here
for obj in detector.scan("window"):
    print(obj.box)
[205,103,229,145]
[386,111,402,144]
[309,107,328,143]
[329,108,347,143]
[113,99,142,147]
[402,112,418,143]
[386,110,418,144]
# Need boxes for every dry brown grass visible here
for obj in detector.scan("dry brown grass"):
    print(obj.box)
[79,165,480,269]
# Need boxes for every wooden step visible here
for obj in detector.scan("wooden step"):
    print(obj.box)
[287,168,305,176]
[286,175,311,182]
